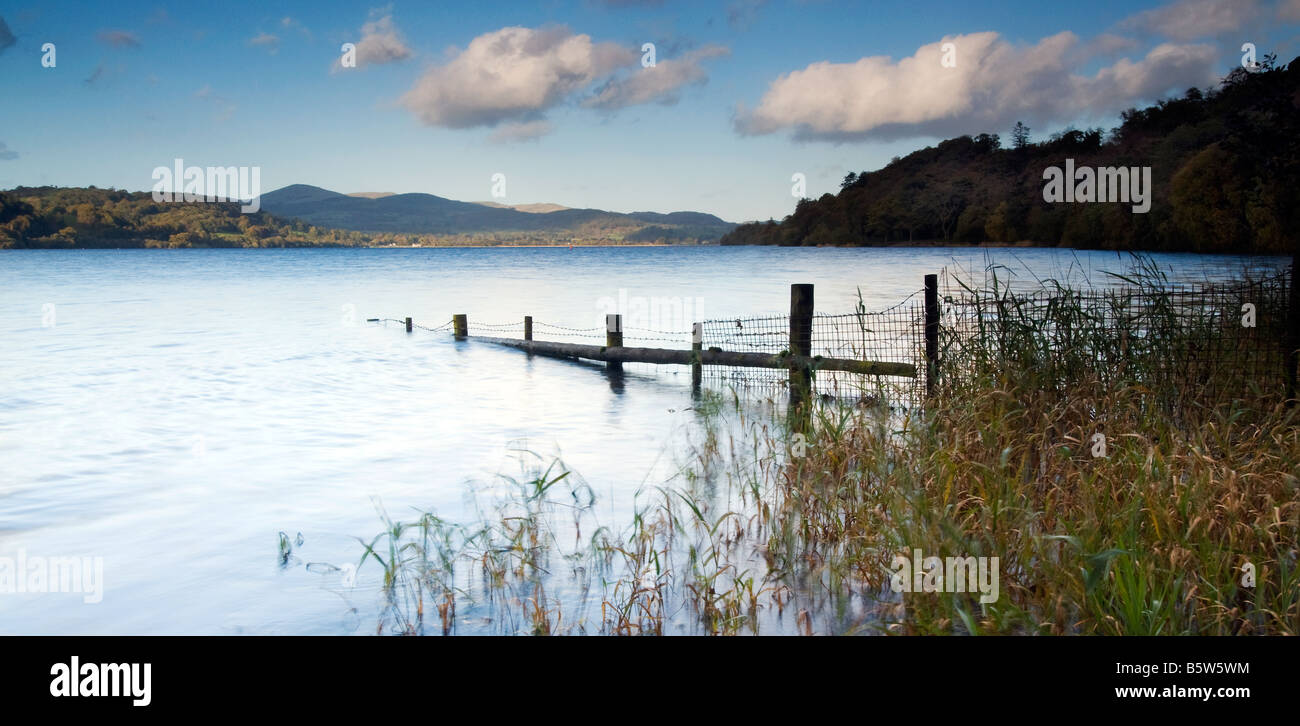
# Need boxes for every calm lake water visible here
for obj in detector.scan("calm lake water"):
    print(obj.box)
[0,246,1286,634]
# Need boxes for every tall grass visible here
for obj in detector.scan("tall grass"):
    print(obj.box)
[344,260,1299,635]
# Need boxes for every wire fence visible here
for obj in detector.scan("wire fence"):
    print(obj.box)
[937,267,1294,409]
[372,264,1295,412]
[697,295,928,406]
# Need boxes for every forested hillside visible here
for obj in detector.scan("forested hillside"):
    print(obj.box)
[722,56,1299,253]
[0,186,355,248]
[0,186,732,249]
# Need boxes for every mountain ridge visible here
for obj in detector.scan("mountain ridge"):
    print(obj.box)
[261,184,733,242]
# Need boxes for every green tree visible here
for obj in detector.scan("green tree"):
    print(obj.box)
[1169,144,1248,252]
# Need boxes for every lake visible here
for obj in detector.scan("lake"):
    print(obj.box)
[0,245,1287,634]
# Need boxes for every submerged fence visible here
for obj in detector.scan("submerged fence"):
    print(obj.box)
[373,284,927,406]
[377,257,1298,411]
[697,292,928,405]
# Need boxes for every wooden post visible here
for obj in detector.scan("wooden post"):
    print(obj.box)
[691,322,703,390]
[524,316,533,342]
[606,314,623,372]
[453,314,468,340]
[1287,253,1299,407]
[789,284,814,405]
[925,274,939,397]
[405,317,412,333]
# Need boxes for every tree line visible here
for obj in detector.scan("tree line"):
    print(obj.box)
[721,56,1298,254]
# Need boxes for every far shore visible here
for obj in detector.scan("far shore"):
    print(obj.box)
[6,240,1291,257]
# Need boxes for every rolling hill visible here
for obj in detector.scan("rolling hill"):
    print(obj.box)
[261,184,734,242]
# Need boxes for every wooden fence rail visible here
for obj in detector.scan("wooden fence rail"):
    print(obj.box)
[435,283,922,402]
[467,334,917,379]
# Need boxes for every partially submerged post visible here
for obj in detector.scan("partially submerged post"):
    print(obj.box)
[925,274,939,397]
[691,322,703,390]
[453,314,468,340]
[606,314,623,372]
[789,284,814,406]
[524,316,533,342]
[405,317,413,333]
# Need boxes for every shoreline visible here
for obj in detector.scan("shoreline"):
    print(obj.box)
[3,241,1291,257]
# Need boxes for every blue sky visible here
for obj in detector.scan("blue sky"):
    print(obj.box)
[1,0,1297,222]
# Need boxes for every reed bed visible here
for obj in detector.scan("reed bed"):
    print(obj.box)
[345,259,1299,635]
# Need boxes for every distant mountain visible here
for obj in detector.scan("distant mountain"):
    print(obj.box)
[261,184,733,242]
[0,185,725,249]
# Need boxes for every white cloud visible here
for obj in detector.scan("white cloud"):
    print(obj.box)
[735,31,1219,142]
[1077,32,1141,59]
[1119,0,1262,40]
[400,26,636,129]
[584,45,730,110]
[333,12,411,71]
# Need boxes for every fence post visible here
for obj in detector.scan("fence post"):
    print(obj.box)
[524,316,533,342]
[691,322,703,390]
[405,317,412,333]
[789,284,814,405]
[925,274,939,397]
[453,314,468,340]
[606,314,623,372]
[1288,253,1299,407]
